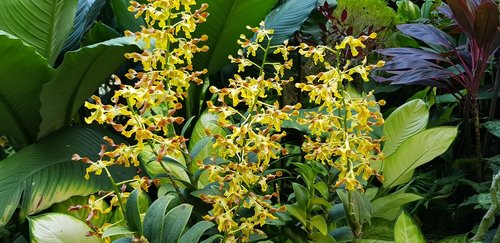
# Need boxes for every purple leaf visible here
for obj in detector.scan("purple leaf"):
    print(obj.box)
[397,24,454,48]
[474,1,499,51]
[378,48,447,61]
[447,0,474,38]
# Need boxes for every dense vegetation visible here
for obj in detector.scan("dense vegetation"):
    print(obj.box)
[0,0,498,242]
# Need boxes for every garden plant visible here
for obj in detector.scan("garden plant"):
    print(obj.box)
[0,0,498,242]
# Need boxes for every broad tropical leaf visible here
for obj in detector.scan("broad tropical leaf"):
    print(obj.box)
[372,193,423,220]
[0,0,79,65]
[38,37,139,138]
[397,24,454,48]
[192,0,277,74]
[0,126,136,227]
[382,127,458,188]
[261,0,317,45]
[62,0,107,52]
[383,99,429,157]
[394,211,425,243]
[28,213,101,243]
[0,32,55,149]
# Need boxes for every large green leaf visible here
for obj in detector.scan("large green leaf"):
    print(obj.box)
[192,0,277,74]
[178,221,216,243]
[382,127,458,188]
[38,37,139,138]
[0,0,78,65]
[394,211,425,243]
[0,126,136,227]
[0,32,55,149]
[261,0,317,45]
[371,193,423,220]
[62,0,107,52]
[51,195,111,228]
[383,99,429,157]
[111,0,146,32]
[483,120,500,139]
[28,213,101,243]
[125,189,151,235]
[143,195,180,242]
[162,204,193,243]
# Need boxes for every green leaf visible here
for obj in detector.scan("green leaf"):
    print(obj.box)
[338,189,372,225]
[192,0,277,74]
[0,0,78,65]
[51,195,111,228]
[383,99,429,157]
[190,137,214,161]
[0,32,55,148]
[315,181,329,199]
[292,182,309,209]
[140,147,190,183]
[311,215,328,235]
[162,204,193,243]
[143,195,180,242]
[0,126,136,227]
[38,37,139,138]
[394,211,425,243]
[125,189,151,235]
[362,218,395,241]
[111,0,146,32]
[188,111,225,163]
[438,234,468,243]
[28,213,100,243]
[62,0,107,52]
[178,221,215,243]
[261,0,317,45]
[372,193,423,220]
[82,22,121,46]
[382,127,458,188]
[102,226,136,238]
[483,120,500,139]
[286,204,308,226]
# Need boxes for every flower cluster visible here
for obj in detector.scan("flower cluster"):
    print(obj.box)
[200,22,299,242]
[72,0,208,234]
[295,34,385,190]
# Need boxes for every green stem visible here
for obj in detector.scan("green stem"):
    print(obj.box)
[471,171,500,241]
[103,166,126,218]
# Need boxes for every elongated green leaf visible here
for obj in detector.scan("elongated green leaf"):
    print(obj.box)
[394,211,425,243]
[383,99,429,157]
[125,189,151,235]
[286,204,308,226]
[382,127,457,188]
[188,112,225,163]
[0,0,78,65]
[0,32,55,148]
[143,195,180,242]
[292,183,309,209]
[39,37,139,138]
[162,204,193,243]
[261,0,317,45]
[62,0,107,52]
[372,193,423,220]
[178,221,215,243]
[28,213,100,243]
[0,126,136,227]
[311,215,328,235]
[102,226,136,238]
[192,0,277,74]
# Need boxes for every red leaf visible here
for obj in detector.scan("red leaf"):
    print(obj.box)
[341,9,348,22]
[447,0,474,38]
[473,1,499,51]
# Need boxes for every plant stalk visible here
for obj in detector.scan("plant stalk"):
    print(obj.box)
[471,171,500,241]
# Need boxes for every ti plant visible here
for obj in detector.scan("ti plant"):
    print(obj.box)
[374,0,499,160]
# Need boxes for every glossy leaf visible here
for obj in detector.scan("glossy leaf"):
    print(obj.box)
[102,226,136,238]
[292,182,309,209]
[447,0,474,37]
[473,1,499,49]
[397,24,454,48]
[311,215,328,235]
[338,189,372,225]
[111,0,146,32]
[383,99,429,157]
[162,204,193,243]
[28,213,100,243]
[261,0,317,45]
[383,127,458,188]
[143,195,180,242]
[83,22,121,46]
[192,0,277,74]
[0,0,78,65]
[394,211,425,243]
[51,195,111,228]
[0,32,54,148]
[0,126,135,227]
[286,204,308,226]
[188,112,225,164]
[372,193,423,220]
[377,48,445,61]
[39,37,139,138]
[178,221,216,243]
[125,189,151,235]
[62,0,107,52]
